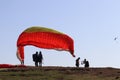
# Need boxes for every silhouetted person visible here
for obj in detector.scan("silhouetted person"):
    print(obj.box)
[85,60,89,68]
[83,59,89,68]
[75,57,80,67]
[32,51,39,67]
[38,51,43,67]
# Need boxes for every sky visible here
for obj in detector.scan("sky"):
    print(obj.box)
[0,0,120,68]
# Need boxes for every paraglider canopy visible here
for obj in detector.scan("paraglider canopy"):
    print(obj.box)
[17,26,75,64]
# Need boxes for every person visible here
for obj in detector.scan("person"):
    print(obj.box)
[85,60,89,68]
[75,57,80,67]
[38,51,43,67]
[32,51,39,67]
[83,59,89,68]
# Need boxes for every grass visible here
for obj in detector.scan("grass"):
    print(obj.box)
[0,67,120,80]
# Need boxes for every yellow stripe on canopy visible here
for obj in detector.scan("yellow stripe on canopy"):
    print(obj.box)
[24,26,63,34]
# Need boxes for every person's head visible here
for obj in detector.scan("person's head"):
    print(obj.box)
[39,51,41,53]
[36,51,38,54]
[84,59,86,61]
[39,51,42,54]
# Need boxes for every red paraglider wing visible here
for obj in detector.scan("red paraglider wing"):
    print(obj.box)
[17,26,75,62]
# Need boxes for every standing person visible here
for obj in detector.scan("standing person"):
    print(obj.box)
[85,60,89,68]
[83,59,89,68]
[38,51,43,67]
[75,57,80,67]
[32,51,39,67]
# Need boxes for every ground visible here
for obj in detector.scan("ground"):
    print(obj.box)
[0,66,120,80]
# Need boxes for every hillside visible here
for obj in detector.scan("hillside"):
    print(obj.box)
[0,66,120,80]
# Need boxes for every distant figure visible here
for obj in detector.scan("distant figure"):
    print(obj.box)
[32,51,39,67]
[83,59,89,68]
[85,60,89,68]
[75,57,80,67]
[114,37,118,41]
[38,51,43,67]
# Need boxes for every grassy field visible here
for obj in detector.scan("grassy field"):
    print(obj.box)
[0,66,120,80]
